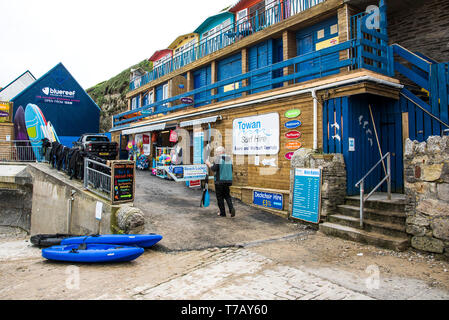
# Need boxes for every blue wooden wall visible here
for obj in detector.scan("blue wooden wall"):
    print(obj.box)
[295,16,339,83]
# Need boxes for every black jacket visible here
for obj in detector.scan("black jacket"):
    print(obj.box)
[210,155,233,185]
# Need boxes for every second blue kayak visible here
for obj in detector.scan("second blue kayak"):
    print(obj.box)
[42,244,144,263]
[61,234,163,248]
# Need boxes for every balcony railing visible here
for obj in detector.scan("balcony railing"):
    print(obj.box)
[129,0,327,91]
[115,32,392,129]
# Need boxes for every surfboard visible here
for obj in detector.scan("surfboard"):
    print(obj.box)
[24,104,47,161]
[14,106,34,161]
[42,244,144,263]
[47,121,60,143]
[61,234,163,248]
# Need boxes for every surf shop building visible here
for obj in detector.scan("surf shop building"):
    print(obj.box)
[10,63,100,145]
[111,0,449,223]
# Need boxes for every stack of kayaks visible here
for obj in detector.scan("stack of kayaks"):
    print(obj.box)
[39,234,163,263]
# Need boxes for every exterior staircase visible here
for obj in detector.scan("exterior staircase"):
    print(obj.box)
[320,193,410,251]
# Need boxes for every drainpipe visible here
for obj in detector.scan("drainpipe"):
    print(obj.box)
[311,89,318,151]
[67,190,76,233]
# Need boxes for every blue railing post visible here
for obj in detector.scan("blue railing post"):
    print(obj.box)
[387,45,394,77]
[357,18,363,69]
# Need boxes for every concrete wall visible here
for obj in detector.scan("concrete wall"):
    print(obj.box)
[0,165,32,232]
[27,164,123,236]
[388,0,449,62]
[404,136,449,257]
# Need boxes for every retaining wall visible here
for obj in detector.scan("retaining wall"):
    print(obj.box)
[0,165,32,232]
[404,136,449,257]
[27,164,130,235]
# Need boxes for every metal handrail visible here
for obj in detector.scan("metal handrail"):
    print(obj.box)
[355,152,391,227]
[83,158,111,200]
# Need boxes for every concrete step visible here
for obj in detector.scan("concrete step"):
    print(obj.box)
[320,222,410,251]
[337,204,406,225]
[328,214,407,238]
[345,194,406,213]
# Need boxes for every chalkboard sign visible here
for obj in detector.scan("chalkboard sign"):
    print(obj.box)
[111,161,135,204]
[291,168,322,223]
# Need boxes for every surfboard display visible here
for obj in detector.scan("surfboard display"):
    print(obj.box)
[24,104,47,161]
[47,121,60,142]
[14,106,34,161]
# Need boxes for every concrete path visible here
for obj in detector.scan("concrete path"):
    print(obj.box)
[134,171,305,251]
[132,247,372,300]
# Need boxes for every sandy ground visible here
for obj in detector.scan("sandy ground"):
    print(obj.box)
[0,172,447,300]
[0,226,448,300]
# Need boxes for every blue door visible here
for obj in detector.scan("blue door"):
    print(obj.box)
[296,34,315,82]
[323,95,404,195]
[193,66,211,107]
[217,53,242,102]
[249,40,272,94]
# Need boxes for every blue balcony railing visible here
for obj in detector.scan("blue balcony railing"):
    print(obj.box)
[129,0,327,91]
[115,34,393,129]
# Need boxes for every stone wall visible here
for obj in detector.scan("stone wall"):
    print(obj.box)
[404,136,449,256]
[388,0,449,62]
[290,149,347,220]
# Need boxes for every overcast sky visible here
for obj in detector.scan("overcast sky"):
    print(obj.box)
[0,0,234,90]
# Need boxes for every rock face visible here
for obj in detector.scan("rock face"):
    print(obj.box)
[116,206,145,234]
[87,59,153,133]
[404,136,449,256]
[290,150,346,218]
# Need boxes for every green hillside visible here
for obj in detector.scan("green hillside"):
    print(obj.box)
[87,59,153,133]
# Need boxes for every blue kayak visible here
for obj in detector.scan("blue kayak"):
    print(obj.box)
[42,244,144,263]
[60,234,163,248]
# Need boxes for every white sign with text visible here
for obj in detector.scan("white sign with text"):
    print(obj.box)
[233,112,279,155]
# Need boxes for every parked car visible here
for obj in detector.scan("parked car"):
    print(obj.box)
[73,134,118,160]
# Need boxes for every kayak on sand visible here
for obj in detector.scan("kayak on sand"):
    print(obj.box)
[42,244,144,263]
[60,234,163,248]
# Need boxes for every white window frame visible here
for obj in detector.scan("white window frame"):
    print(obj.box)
[163,83,169,100]
[237,8,248,22]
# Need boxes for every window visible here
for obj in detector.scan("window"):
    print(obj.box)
[163,84,169,99]
[265,0,279,25]
[162,83,169,107]
[149,91,154,104]
[86,136,109,142]
[132,97,137,110]
[237,8,248,22]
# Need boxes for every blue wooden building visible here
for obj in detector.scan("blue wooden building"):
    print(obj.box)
[11,63,100,138]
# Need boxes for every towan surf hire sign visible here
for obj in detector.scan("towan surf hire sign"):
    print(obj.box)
[233,112,279,155]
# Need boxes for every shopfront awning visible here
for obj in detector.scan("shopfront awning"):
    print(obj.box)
[179,115,222,128]
[122,123,166,135]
